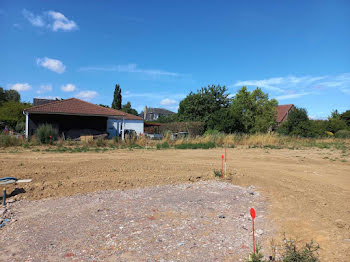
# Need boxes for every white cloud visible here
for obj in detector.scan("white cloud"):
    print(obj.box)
[75,90,98,100]
[79,64,180,77]
[124,91,130,95]
[37,84,53,94]
[61,84,76,92]
[9,83,31,91]
[22,9,78,32]
[22,9,45,27]
[160,98,177,105]
[275,92,310,100]
[47,11,78,31]
[37,57,66,74]
[233,73,350,98]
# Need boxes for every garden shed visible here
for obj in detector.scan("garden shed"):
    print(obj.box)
[23,98,144,139]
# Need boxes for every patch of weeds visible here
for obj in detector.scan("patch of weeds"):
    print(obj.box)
[246,235,320,262]
[22,143,30,149]
[213,169,221,177]
[341,159,348,162]
[156,142,170,150]
[175,142,216,149]
[31,148,40,152]
[263,144,282,149]
[57,181,63,187]
[18,163,24,166]
[130,144,143,149]
[323,156,329,159]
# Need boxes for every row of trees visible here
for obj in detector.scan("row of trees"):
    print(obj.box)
[159,85,278,133]
[158,84,350,137]
[279,108,350,137]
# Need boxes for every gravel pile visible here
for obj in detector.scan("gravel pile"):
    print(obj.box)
[0,181,272,261]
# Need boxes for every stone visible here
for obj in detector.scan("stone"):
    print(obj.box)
[219,215,225,219]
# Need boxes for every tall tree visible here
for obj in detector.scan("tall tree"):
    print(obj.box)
[340,110,350,126]
[111,84,122,110]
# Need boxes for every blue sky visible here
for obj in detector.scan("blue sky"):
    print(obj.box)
[1,0,349,118]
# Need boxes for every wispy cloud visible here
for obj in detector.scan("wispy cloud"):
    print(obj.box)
[79,64,180,77]
[37,84,53,94]
[23,9,45,27]
[61,84,76,92]
[37,57,66,74]
[275,92,310,100]
[233,73,350,100]
[160,98,177,105]
[9,83,31,91]
[22,9,78,32]
[75,90,98,100]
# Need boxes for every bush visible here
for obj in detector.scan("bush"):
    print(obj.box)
[35,124,58,144]
[0,135,21,147]
[335,129,350,138]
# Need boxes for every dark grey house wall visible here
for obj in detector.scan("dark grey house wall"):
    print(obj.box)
[28,114,108,138]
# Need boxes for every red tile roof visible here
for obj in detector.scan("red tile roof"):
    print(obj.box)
[24,98,143,120]
[276,104,294,123]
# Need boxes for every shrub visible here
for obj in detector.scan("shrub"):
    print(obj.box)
[0,135,21,147]
[35,124,58,144]
[335,129,350,138]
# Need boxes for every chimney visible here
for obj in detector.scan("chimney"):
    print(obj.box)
[144,106,147,120]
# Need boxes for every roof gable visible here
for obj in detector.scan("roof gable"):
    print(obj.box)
[276,104,294,123]
[24,98,143,120]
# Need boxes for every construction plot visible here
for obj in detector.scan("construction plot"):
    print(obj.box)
[0,181,270,261]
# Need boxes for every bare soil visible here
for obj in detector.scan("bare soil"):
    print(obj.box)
[0,147,349,260]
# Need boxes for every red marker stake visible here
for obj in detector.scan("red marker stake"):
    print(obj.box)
[221,154,224,178]
[250,208,256,254]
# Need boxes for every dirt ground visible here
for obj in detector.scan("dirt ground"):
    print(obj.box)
[0,181,271,261]
[0,147,349,261]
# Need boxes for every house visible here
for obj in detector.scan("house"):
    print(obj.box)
[23,98,144,140]
[276,104,294,125]
[139,106,175,121]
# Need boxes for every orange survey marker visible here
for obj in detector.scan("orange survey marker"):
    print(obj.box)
[250,208,256,254]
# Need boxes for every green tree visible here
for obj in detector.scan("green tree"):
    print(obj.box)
[327,118,348,134]
[0,87,6,105]
[0,101,30,129]
[340,110,350,126]
[5,89,20,102]
[230,87,278,133]
[121,101,138,116]
[178,85,230,123]
[111,84,122,110]
[278,107,311,137]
